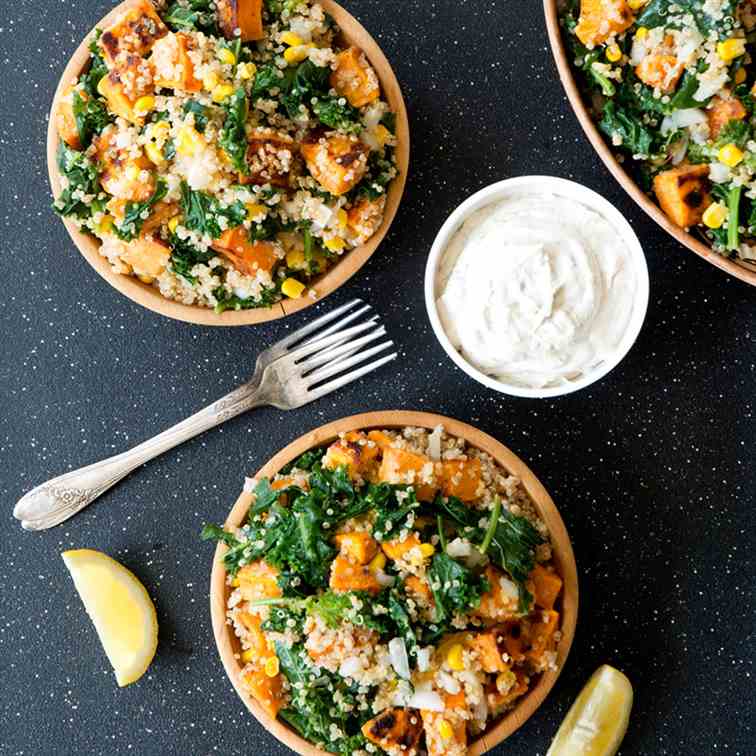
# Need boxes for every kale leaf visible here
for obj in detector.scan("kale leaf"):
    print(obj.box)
[115,180,168,241]
[162,0,219,34]
[636,0,738,37]
[312,97,362,133]
[81,31,109,98]
[169,233,216,283]
[182,100,210,132]
[200,523,252,576]
[180,181,246,238]
[370,484,420,542]
[213,285,281,313]
[52,144,102,219]
[73,90,112,148]
[219,88,250,174]
[599,101,654,156]
[427,552,488,625]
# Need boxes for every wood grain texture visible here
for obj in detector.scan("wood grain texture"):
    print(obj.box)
[46,0,410,326]
[209,410,579,755]
[543,0,756,287]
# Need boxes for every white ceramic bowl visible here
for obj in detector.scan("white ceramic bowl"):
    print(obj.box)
[424,176,650,398]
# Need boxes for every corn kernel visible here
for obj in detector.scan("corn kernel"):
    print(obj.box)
[212,83,235,103]
[374,124,392,148]
[218,47,237,66]
[281,31,304,46]
[281,277,306,298]
[336,208,349,229]
[628,0,648,8]
[605,44,622,63]
[145,142,165,165]
[245,203,268,221]
[151,120,170,143]
[702,202,728,229]
[264,656,280,677]
[284,44,312,65]
[368,551,386,573]
[717,38,746,62]
[176,125,204,157]
[134,95,155,115]
[203,71,220,91]
[237,61,257,80]
[168,215,181,234]
[718,142,744,167]
[125,163,140,181]
[137,274,154,284]
[230,576,240,588]
[241,648,255,663]
[735,67,747,85]
[447,643,465,671]
[98,215,115,234]
[438,720,454,740]
[324,236,346,252]
[419,543,435,558]
[634,26,649,40]
[286,248,306,268]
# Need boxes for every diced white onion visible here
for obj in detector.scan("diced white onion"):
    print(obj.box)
[416,647,432,672]
[661,108,707,134]
[427,425,443,461]
[375,569,395,587]
[338,656,363,678]
[243,477,257,493]
[438,670,461,694]
[709,162,730,183]
[446,537,472,558]
[407,689,444,712]
[389,637,410,679]
[669,135,689,166]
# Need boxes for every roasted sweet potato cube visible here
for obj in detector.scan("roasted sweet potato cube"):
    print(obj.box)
[381,533,421,561]
[95,127,155,201]
[707,95,748,140]
[404,574,434,604]
[470,631,509,673]
[440,458,482,502]
[217,0,264,41]
[334,532,379,565]
[525,610,560,668]
[151,31,201,92]
[121,237,170,279]
[421,692,468,756]
[575,0,634,47]
[331,46,380,108]
[99,0,168,67]
[475,565,520,621]
[211,227,280,276]
[236,610,272,660]
[366,429,394,449]
[329,554,381,594]
[301,133,370,196]
[361,708,423,753]
[377,447,438,502]
[237,560,282,601]
[242,666,285,718]
[56,86,87,149]
[500,620,527,663]
[239,128,297,187]
[653,163,712,228]
[323,431,381,479]
[347,195,386,244]
[97,54,155,125]
[140,201,178,237]
[635,53,681,93]
[486,669,529,714]
[529,564,563,610]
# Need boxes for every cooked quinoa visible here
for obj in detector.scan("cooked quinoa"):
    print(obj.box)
[53,0,398,312]
[562,0,756,263]
[203,426,564,756]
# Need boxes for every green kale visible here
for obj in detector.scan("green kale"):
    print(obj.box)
[599,101,654,156]
[252,63,291,99]
[182,100,210,132]
[264,0,306,15]
[262,604,305,633]
[312,97,362,133]
[427,552,488,625]
[370,484,420,541]
[180,181,247,238]
[636,0,738,37]
[280,447,327,474]
[114,180,168,241]
[353,152,397,201]
[162,0,219,34]
[81,31,109,98]
[200,523,252,576]
[219,88,250,174]
[213,285,281,313]
[388,590,418,658]
[52,144,102,219]
[72,89,112,148]
[714,119,752,148]
[169,234,215,283]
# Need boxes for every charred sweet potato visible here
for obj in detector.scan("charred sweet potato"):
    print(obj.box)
[347,195,386,243]
[653,163,712,228]
[97,54,155,125]
[362,708,423,753]
[575,0,634,47]
[330,46,380,108]
[323,431,381,479]
[217,0,264,41]
[635,53,681,92]
[475,565,519,622]
[525,609,560,668]
[211,227,280,276]
[140,201,178,237]
[239,128,297,186]
[707,94,748,140]
[404,574,434,604]
[334,532,379,565]
[301,133,370,196]
[151,32,201,92]
[95,127,155,201]
[329,554,381,594]
[99,0,168,67]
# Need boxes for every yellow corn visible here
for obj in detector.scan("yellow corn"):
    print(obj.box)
[151,120,171,143]
[281,31,304,46]
[237,61,257,80]
[212,83,235,103]
[245,203,267,221]
[336,208,348,229]
[125,163,140,181]
[628,0,648,8]
[447,643,465,671]
[702,202,728,229]
[368,551,386,573]
[134,95,155,115]
[203,70,220,91]
[231,575,240,588]
[264,656,280,677]
[438,720,454,740]
[176,125,204,157]
[284,44,313,65]
[241,648,255,663]
[281,277,306,298]
[324,236,346,252]
[605,44,622,63]
[375,124,392,148]
[735,67,747,85]
[718,142,744,167]
[168,215,181,234]
[286,248,306,268]
[145,141,165,165]
[98,215,115,234]
[419,543,435,559]
[218,47,236,66]
[717,38,746,62]
[634,26,649,40]
[137,274,154,284]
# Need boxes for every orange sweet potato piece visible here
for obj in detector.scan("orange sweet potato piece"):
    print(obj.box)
[236,610,271,660]
[440,458,482,502]
[242,666,285,718]
[486,669,529,713]
[347,195,386,243]
[421,692,468,755]
[140,201,178,237]
[366,429,394,449]
[529,564,563,611]
[97,54,155,125]
[500,620,527,663]
[635,53,681,92]
[323,431,381,479]
[99,0,168,67]
[381,532,421,561]
[475,565,519,621]
[707,95,748,140]
[240,128,297,187]
[237,560,282,601]
[361,708,423,753]
[329,554,381,594]
[525,609,559,666]
[334,532,379,565]
[470,631,508,673]
[217,0,264,41]
[300,133,370,196]
[151,31,201,92]
[121,237,171,279]
[95,127,156,201]
[575,0,634,47]
[330,46,380,108]
[653,163,712,228]
[404,574,434,604]
[211,227,280,276]
[378,447,438,502]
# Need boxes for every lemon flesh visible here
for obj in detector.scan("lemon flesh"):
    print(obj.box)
[546,664,633,756]
[62,549,158,687]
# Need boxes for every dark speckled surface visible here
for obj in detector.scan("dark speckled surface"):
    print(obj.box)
[1,1,755,755]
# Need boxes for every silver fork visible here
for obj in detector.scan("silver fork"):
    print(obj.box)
[13,299,396,531]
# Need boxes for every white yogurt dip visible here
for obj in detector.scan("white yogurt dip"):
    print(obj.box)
[436,192,638,389]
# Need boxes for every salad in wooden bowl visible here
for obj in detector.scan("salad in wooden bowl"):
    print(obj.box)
[204,411,578,756]
[48,0,408,324]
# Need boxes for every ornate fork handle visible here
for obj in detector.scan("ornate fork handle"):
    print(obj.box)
[14,382,268,530]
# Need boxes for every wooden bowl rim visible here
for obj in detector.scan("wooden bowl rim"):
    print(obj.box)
[209,410,579,755]
[46,0,410,326]
[543,0,756,287]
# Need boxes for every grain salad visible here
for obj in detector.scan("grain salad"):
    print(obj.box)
[562,0,756,263]
[52,0,398,312]
[203,426,564,756]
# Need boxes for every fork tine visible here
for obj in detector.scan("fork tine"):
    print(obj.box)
[278,299,363,349]
[305,341,395,385]
[304,352,398,401]
[299,303,373,346]
[298,326,386,373]
[286,318,381,363]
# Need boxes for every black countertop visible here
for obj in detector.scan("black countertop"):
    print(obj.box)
[1,1,754,754]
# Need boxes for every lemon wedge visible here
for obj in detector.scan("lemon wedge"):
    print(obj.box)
[62,549,158,687]
[546,664,633,756]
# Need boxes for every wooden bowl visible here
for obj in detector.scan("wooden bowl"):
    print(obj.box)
[543,0,756,287]
[47,0,410,325]
[209,410,579,755]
